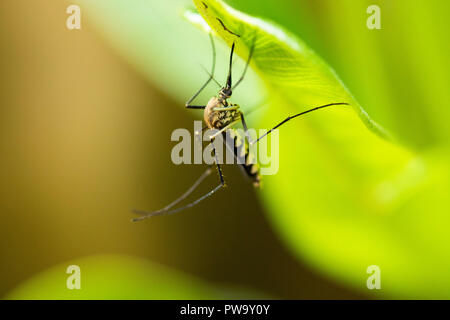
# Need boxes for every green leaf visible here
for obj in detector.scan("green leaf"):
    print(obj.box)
[191,0,450,298]
[74,0,450,298]
[193,0,391,139]
[5,255,265,299]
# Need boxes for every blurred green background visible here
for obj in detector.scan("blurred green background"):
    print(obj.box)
[1,0,449,299]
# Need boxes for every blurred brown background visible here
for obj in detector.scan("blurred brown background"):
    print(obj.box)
[0,1,363,299]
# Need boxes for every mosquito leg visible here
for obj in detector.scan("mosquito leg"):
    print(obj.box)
[195,125,208,142]
[132,166,214,218]
[213,105,240,112]
[186,34,216,109]
[239,111,255,146]
[187,105,206,109]
[208,120,239,140]
[232,36,257,91]
[251,102,349,145]
[132,140,225,221]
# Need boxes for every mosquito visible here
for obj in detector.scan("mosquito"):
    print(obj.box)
[132,34,348,221]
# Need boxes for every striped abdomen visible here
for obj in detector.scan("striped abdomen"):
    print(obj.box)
[222,130,261,187]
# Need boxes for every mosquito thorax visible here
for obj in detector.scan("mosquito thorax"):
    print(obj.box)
[204,96,239,130]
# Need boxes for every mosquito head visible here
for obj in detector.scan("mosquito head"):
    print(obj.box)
[219,87,232,99]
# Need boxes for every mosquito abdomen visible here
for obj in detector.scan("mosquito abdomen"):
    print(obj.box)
[224,131,261,188]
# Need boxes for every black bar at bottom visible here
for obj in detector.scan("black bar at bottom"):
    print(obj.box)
[1,299,448,318]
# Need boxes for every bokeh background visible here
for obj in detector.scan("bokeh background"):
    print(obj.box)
[0,0,449,299]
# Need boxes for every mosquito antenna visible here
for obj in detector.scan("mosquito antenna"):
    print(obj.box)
[232,37,256,91]
[200,65,222,88]
[252,102,349,145]
[225,42,235,89]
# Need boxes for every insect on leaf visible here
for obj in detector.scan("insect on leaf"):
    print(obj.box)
[187,0,450,299]
[191,0,389,139]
